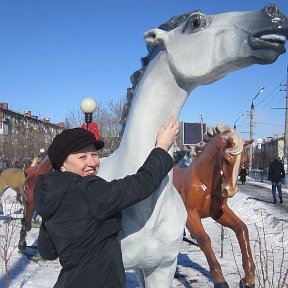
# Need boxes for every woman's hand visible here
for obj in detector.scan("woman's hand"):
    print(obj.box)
[155,116,179,151]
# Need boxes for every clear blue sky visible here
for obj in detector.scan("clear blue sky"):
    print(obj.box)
[0,0,287,141]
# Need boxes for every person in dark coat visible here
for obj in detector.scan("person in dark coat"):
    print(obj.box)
[34,116,179,288]
[268,157,285,204]
[239,165,248,185]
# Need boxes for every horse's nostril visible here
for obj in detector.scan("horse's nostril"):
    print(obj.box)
[264,4,282,22]
[266,4,279,15]
[222,188,228,197]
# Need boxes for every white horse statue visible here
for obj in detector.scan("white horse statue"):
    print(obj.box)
[98,4,288,288]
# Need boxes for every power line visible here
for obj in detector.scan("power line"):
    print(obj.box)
[254,122,284,126]
[255,75,287,114]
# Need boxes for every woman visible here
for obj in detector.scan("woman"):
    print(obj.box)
[34,116,179,288]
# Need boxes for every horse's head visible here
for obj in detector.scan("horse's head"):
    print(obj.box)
[30,156,42,167]
[144,4,288,90]
[220,133,253,198]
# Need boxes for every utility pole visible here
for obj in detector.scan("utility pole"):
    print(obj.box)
[199,113,204,141]
[249,86,265,171]
[284,65,288,164]
[249,103,254,171]
[271,66,288,175]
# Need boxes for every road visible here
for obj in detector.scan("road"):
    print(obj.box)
[237,179,288,212]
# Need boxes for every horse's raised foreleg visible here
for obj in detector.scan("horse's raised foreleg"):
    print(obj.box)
[217,206,255,288]
[186,210,228,287]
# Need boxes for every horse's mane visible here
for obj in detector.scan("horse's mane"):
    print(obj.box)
[119,11,199,138]
[192,124,243,157]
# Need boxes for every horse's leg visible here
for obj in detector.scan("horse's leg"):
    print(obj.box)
[24,198,34,232]
[0,202,3,215]
[18,216,28,251]
[0,187,8,215]
[18,191,35,250]
[141,258,178,288]
[186,210,228,288]
[134,268,145,288]
[217,206,255,288]
[16,190,24,206]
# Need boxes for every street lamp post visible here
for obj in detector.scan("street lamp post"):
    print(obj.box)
[248,86,265,171]
[257,138,264,182]
[40,148,45,160]
[80,98,97,129]
[233,113,244,130]
[199,113,204,141]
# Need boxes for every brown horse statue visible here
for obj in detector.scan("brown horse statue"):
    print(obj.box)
[18,155,52,250]
[0,156,42,215]
[173,125,254,288]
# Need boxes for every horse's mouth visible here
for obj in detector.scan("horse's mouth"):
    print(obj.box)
[249,31,287,52]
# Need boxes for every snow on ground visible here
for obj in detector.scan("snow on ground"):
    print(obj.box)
[0,180,287,288]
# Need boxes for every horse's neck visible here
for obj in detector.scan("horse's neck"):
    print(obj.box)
[36,156,52,174]
[193,141,222,186]
[115,52,188,171]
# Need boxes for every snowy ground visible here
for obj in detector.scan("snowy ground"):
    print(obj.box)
[0,179,287,288]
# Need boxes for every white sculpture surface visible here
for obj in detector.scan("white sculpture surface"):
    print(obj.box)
[98,5,288,287]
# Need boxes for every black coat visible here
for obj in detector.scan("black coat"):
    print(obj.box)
[239,167,247,183]
[34,148,174,288]
[268,159,285,182]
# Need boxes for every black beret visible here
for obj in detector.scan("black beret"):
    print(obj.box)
[48,128,104,171]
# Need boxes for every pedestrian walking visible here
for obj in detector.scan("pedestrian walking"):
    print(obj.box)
[268,157,285,204]
[239,165,248,185]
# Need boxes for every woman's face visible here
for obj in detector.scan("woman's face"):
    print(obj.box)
[60,144,100,177]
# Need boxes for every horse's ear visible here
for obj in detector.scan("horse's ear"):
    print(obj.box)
[244,139,254,147]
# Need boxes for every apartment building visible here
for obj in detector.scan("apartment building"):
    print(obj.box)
[0,102,65,168]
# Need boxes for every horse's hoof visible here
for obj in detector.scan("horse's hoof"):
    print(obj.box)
[239,279,255,288]
[214,281,229,288]
[18,241,27,251]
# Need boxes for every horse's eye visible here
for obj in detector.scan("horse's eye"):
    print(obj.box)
[224,154,232,165]
[192,17,201,28]
[182,14,208,33]
[224,158,230,165]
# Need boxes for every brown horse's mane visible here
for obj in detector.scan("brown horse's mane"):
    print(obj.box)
[192,124,243,157]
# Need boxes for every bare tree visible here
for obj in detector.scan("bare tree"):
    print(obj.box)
[1,122,50,169]
[64,98,125,156]
[96,99,124,155]
[64,109,83,129]
[0,201,20,288]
